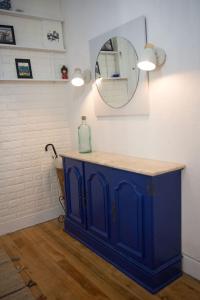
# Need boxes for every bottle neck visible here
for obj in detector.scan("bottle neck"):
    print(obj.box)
[81,120,87,125]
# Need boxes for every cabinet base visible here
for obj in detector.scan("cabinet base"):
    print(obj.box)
[64,219,182,294]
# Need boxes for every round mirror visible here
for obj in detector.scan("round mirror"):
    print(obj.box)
[95,37,139,108]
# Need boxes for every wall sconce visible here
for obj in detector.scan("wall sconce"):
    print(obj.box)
[137,43,166,71]
[71,68,91,87]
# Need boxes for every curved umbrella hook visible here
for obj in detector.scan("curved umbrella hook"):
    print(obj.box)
[45,143,58,159]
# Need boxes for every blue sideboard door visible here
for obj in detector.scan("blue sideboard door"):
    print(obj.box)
[111,172,145,260]
[85,164,110,241]
[64,158,85,227]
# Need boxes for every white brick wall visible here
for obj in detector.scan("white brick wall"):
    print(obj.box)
[0,83,72,234]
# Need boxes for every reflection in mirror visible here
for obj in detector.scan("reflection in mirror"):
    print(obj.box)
[95,37,139,109]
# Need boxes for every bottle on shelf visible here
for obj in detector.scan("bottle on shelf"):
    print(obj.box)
[78,116,92,153]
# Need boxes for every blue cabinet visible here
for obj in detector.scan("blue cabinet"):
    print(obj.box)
[63,156,182,293]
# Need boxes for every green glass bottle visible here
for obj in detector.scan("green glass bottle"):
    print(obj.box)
[78,116,92,153]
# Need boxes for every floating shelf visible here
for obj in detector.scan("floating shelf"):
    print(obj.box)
[102,77,128,80]
[0,8,64,22]
[100,51,119,54]
[0,79,69,83]
[0,44,66,53]
[0,9,67,83]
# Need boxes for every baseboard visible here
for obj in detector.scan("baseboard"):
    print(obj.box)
[0,206,63,236]
[183,254,200,281]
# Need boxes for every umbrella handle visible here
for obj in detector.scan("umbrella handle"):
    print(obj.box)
[45,143,58,159]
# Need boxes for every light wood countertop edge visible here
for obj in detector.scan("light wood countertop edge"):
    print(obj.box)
[60,151,185,176]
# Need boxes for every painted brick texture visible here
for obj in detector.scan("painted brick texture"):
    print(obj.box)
[0,84,72,231]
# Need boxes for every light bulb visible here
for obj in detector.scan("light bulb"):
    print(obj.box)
[71,68,84,86]
[137,61,156,71]
[71,77,84,87]
[137,46,157,71]
[137,44,166,71]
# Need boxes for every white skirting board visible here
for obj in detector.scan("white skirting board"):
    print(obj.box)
[183,254,200,281]
[0,206,63,236]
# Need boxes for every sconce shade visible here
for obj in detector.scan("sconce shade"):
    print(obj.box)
[137,47,156,71]
[137,44,166,71]
[71,68,84,86]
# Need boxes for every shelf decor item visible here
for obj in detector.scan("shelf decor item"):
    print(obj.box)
[42,20,64,50]
[61,65,68,79]
[0,0,11,10]
[0,25,15,45]
[15,59,33,79]
[47,30,59,41]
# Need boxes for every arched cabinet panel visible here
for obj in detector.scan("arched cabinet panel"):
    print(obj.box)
[113,181,144,259]
[86,170,110,240]
[64,159,85,226]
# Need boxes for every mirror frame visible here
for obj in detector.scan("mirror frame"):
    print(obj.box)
[89,16,149,117]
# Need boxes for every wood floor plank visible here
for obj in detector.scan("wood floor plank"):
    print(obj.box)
[39,222,143,300]
[19,230,95,300]
[28,223,138,300]
[158,276,200,300]
[21,230,110,300]
[1,232,84,300]
[0,219,200,300]
[30,226,138,300]
[42,222,161,300]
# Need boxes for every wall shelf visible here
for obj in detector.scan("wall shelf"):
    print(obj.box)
[0,8,64,22]
[102,77,128,80]
[0,44,66,53]
[0,8,67,82]
[0,79,69,83]
[100,51,119,54]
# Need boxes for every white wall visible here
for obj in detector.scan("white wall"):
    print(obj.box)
[0,0,72,234]
[61,0,200,279]
[11,0,61,19]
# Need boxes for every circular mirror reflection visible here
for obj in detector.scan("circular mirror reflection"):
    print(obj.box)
[95,37,139,109]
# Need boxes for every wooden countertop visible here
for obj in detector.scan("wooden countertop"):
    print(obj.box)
[60,151,185,176]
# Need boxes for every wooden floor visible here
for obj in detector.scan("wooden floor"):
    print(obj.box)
[0,220,200,300]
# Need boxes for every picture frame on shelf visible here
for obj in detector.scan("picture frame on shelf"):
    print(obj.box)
[101,39,113,51]
[0,25,15,45]
[15,59,33,79]
[0,0,11,10]
[42,20,64,50]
